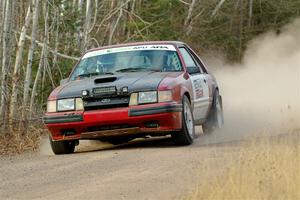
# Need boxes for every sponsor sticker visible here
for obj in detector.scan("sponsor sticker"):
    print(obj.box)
[83,45,176,59]
[193,79,204,99]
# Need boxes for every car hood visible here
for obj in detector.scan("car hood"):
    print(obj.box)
[57,72,180,99]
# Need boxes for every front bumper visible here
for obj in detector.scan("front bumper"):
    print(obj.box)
[44,102,182,141]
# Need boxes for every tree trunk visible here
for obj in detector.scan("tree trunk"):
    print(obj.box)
[0,0,13,131]
[0,0,6,49]
[52,15,63,80]
[83,0,92,50]
[238,0,244,61]
[212,0,227,17]
[108,6,123,45]
[107,0,116,45]
[248,0,253,28]
[184,0,196,36]
[77,0,84,51]
[22,0,39,122]
[10,5,32,123]
[29,1,48,118]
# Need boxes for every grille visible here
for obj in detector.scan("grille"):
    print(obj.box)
[84,96,129,111]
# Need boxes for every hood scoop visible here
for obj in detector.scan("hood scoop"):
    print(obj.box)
[94,77,117,84]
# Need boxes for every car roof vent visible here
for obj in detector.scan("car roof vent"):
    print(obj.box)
[94,77,117,84]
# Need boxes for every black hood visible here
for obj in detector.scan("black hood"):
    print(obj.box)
[57,72,172,99]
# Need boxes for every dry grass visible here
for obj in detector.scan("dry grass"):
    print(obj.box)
[189,131,300,200]
[0,125,45,155]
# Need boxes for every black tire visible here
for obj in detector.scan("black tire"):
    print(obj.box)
[107,137,133,145]
[171,95,195,145]
[49,137,76,155]
[202,90,224,134]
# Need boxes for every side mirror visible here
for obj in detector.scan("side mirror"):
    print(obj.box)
[60,78,68,85]
[187,67,201,74]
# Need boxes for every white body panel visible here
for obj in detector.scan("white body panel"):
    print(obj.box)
[190,74,210,121]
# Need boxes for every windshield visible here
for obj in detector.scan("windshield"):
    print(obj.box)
[70,46,183,80]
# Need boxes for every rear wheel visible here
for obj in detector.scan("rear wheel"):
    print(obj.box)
[49,137,77,154]
[202,90,224,134]
[171,95,195,145]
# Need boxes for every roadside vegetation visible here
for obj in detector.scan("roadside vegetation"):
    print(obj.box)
[0,121,44,155]
[188,131,300,200]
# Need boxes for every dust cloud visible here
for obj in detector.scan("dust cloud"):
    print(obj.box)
[202,18,300,143]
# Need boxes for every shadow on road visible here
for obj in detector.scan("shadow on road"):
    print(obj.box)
[75,136,176,154]
[74,128,240,154]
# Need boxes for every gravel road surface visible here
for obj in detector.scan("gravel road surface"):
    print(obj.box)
[0,126,245,200]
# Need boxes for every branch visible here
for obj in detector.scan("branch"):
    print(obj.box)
[88,0,103,34]
[95,0,131,35]
[178,0,190,6]
[212,0,227,17]
[108,8,123,45]
[14,31,80,61]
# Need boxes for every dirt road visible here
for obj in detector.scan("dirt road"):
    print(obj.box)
[0,126,248,200]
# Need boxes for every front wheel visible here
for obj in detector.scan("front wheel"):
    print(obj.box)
[171,95,195,145]
[202,90,224,134]
[49,137,77,155]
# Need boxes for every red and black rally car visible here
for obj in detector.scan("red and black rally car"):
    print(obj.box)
[44,41,224,154]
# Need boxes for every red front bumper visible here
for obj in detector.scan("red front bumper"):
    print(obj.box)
[44,102,182,141]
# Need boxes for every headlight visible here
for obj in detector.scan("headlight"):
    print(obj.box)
[138,91,157,104]
[47,98,84,112]
[129,90,173,106]
[57,98,75,111]
[47,101,57,112]
[158,90,172,102]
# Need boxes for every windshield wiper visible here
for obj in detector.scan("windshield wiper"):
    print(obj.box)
[115,67,160,73]
[77,72,114,79]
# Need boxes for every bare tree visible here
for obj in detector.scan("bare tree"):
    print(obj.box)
[248,0,253,28]
[78,0,84,51]
[52,13,62,80]
[0,0,6,51]
[30,1,49,117]
[212,0,227,17]
[10,5,32,123]
[22,0,39,121]
[238,0,244,60]
[108,5,123,45]
[107,0,117,45]
[184,0,196,36]
[0,0,13,131]
[83,0,92,50]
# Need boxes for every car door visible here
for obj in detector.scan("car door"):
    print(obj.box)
[179,47,210,122]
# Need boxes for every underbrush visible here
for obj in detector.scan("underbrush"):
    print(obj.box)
[0,124,45,155]
[189,131,300,200]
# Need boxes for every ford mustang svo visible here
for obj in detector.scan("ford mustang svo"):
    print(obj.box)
[43,41,224,154]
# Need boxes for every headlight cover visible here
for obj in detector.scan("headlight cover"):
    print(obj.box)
[158,90,172,102]
[129,90,173,106]
[138,91,157,104]
[57,98,75,111]
[47,101,57,112]
[75,98,84,111]
[47,98,84,112]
